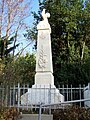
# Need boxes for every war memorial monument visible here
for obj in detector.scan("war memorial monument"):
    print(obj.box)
[21,9,64,105]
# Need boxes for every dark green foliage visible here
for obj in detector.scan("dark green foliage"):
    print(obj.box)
[0,53,36,86]
[24,0,90,86]
[54,62,89,86]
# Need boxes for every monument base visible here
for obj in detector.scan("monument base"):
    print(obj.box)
[35,72,54,85]
[21,84,64,105]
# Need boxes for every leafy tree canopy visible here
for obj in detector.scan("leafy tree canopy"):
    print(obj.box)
[0,53,36,86]
[25,0,90,86]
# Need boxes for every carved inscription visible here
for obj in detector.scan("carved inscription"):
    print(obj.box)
[38,45,47,71]
[39,31,46,39]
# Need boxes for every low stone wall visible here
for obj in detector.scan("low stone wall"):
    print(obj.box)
[20,114,53,120]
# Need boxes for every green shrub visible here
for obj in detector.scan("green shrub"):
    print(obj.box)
[52,105,90,120]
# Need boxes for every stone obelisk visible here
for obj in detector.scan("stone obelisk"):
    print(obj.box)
[33,9,54,87]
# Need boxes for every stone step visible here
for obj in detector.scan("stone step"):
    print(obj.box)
[20,114,53,120]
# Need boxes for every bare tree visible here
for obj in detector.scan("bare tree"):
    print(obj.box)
[0,0,32,58]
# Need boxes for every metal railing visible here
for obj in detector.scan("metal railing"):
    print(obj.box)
[38,98,90,120]
[0,83,87,109]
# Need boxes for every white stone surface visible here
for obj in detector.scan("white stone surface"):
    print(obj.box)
[35,9,53,86]
[21,86,64,105]
[36,25,52,73]
[21,9,64,105]
[84,83,90,107]
[32,84,55,88]
[35,72,54,85]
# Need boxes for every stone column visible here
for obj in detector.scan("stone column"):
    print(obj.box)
[35,9,54,86]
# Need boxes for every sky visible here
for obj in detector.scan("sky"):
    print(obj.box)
[15,0,39,55]
[32,0,39,14]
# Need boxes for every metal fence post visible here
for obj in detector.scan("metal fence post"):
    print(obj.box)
[1,84,4,106]
[18,83,20,112]
[48,84,51,114]
[71,84,72,101]
[88,83,90,90]
[38,103,42,120]
[79,84,81,107]
[13,84,15,107]
[67,85,68,101]
[5,85,8,107]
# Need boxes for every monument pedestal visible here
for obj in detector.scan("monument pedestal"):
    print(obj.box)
[21,84,64,105]
[35,72,54,85]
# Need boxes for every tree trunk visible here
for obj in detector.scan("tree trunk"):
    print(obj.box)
[81,41,85,60]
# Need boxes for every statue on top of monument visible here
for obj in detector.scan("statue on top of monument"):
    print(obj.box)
[41,9,50,23]
[37,9,51,33]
